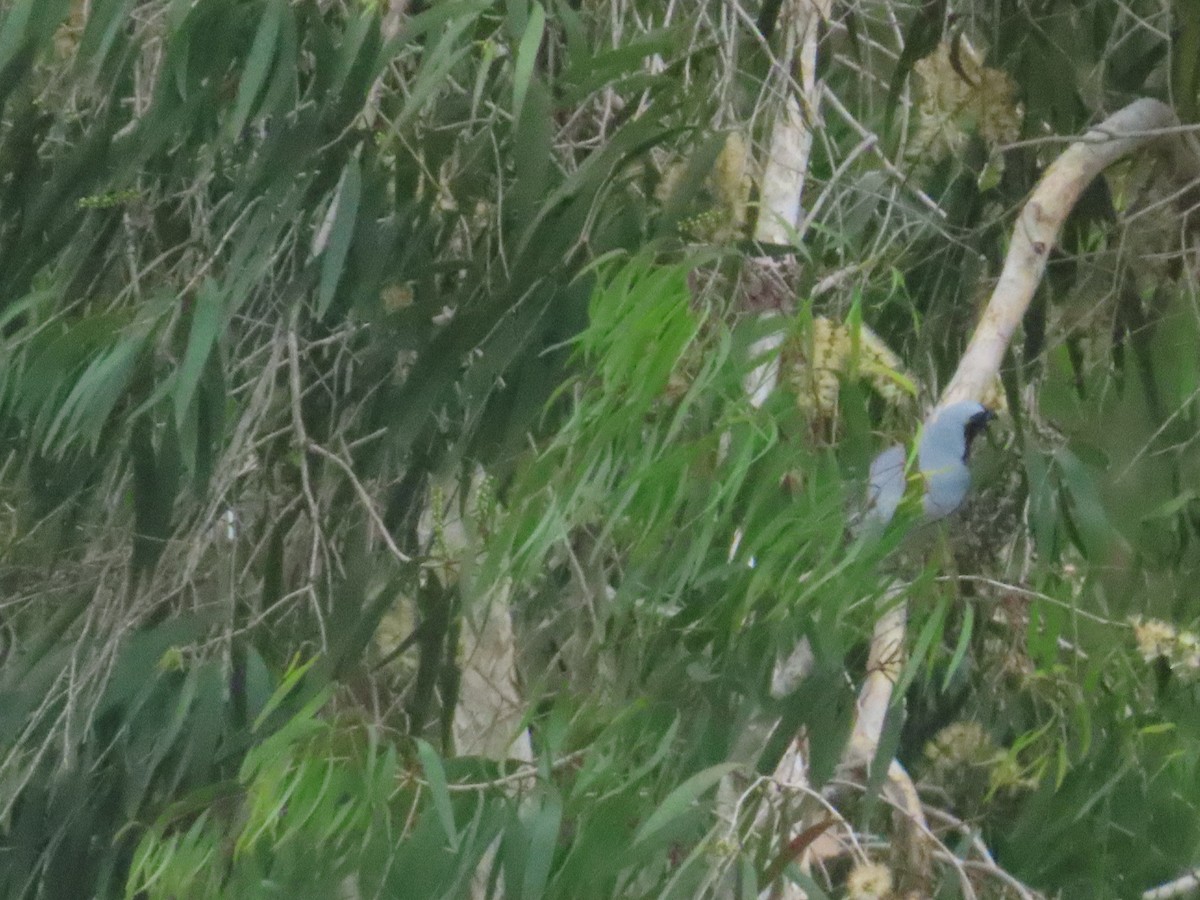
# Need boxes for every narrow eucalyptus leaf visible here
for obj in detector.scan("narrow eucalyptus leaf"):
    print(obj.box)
[511,2,545,124]
[632,763,739,849]
[520,787,562,900]
[316,156,362,317]
[228,0,285,140]
[174,281,224,430]
[416,738,460,851]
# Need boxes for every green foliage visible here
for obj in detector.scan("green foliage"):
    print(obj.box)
[490,254,887,685]
[0,0,1199,898]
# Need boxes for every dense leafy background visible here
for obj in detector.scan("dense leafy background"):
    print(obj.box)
[0,0,1198,897]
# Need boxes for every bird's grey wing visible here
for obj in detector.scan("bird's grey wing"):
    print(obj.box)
[921,463,971,520]
[866,444,907,527]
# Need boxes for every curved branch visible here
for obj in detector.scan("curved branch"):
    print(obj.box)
[942,98,1186,406]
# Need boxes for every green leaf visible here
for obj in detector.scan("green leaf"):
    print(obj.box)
[130,417,178,576]
[1025,449,1059,560]
[0,2,32,68]
[942,600,974,693]
[396,0,492,45]
[895,593,948,699]
[328,7,376,99]
[521,787,562,900]
[42,332,144,455]
[882,0,945,142]
[631,763,739,849]
[511,2,545,125]
[316,156,362,317]
[1171,1,1200,123]
[510,78,553,225]
[395,11,477,126]
[174,280,224,430]
[1056,447,1119,560]
[77,0,137,71]
[251,654,319,732]
[228,0,285,139]
[416,738,459,851]
[559,29,678,101]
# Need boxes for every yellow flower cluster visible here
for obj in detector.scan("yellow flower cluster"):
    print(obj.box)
[845,861,893,900]
[658,132,753,244]
[924,720,1033,799]
[793,317,915,416]
[978,378,1008,415]
[787,315,1007,422]
[911,38,1022,175]
[380,283,414,312]
[53,0,87,59]
[711,132,752,237]
[925,720,996,770]
[1130,616,1200,678]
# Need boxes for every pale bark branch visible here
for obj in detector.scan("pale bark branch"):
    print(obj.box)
[942,98,1188,407]
[1143,869,1200,899]
[844,592,905,769]
[736,5,832,898]
[754,0,832,245]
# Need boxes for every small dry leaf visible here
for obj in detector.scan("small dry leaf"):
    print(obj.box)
[381,283,414,312]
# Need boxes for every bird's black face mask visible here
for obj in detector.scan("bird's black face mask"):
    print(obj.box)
[961,408,995,461]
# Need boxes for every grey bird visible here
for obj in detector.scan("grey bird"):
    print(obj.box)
[864,400,995,528]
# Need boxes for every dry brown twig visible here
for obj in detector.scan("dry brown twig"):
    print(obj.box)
[287,311,331,648]
[305,440,413,566]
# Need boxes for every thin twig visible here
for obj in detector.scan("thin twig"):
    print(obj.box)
[305,440,413,565]
[287,309,330,649]
[820,86,946,219]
